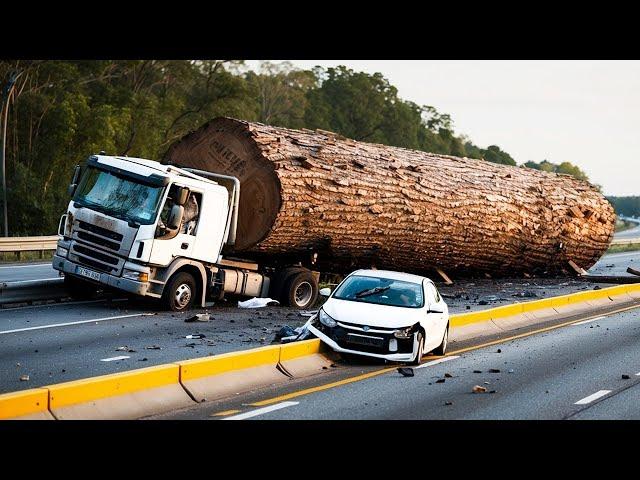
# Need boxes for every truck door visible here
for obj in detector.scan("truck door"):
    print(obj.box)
[149,185,199,265]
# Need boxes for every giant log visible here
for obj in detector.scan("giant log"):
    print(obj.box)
[164,117,615,277]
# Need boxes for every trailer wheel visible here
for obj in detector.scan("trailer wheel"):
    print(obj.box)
[162,272,196,311]
[284,271,318,309]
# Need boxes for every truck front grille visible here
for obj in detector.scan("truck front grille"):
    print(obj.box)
[78,221,123,241]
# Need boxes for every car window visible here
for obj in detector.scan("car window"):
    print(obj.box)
[332,275,425,308]
[425,282,438,305]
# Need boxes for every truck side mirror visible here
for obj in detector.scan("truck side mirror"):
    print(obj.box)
[67,164,81,197]
[175,187,190,206]
[319,287,332,297]
[168,204,184,230]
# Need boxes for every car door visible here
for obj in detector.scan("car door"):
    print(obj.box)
[422,280,444,351]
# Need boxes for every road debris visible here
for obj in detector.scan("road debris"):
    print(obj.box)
[115,346,136,352]
[489,368,501,373]
[185,314,210,322]
[444,401,453,406]
[397,367,414,377]
[185,334,206,339]
[238,298,280,308]
[472,385,487,393]
[436,378,446,383]
[444,373,453,378]
[473,370,482,373]
[622,374,631,380]
[508,369,514,373]
[145,345,162,350]
[138,357,148,362]
[299,310,319,317]
[276,324,312,343]
[627,267,640,277]
[496,349,502,353]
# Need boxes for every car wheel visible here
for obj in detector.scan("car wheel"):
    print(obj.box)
[409,331,424,365]
[162,272,196,312]
[284,271,319,309]
[432,324,448,356]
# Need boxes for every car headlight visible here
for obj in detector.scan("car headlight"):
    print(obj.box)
[394,325,416,339]
[318,309,337,328]
[56,246,69,258]
[122,270,149,282]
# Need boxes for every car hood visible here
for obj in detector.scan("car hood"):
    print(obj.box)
[322,298,425,328]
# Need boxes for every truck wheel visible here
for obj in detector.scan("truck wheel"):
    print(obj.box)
[163,272,196,311]
[284,271,318,309]
[64,275,97,299]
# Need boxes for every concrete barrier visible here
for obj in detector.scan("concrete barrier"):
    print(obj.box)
[47,364,193,420]
[0,388,54,420]
[278,339,334,378]
[0,278,67,306]
[178,344,288,403]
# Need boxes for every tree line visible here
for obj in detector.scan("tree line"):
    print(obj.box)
[607,196,640,218]
[0,60,593,235]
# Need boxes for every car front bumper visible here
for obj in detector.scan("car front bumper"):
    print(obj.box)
[308,323,418,362]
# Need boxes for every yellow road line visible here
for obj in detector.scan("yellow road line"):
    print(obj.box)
[211,409,241,417]
[248,302,640,408]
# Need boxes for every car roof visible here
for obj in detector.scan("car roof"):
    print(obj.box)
[348,269,430,284]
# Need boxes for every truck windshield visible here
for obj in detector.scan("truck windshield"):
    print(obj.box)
[73,166,165,225]
[332,275,425,308]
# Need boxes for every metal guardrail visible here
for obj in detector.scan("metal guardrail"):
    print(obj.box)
[0,235,58,252]
[611,237,640,245]
[0,278,67,306]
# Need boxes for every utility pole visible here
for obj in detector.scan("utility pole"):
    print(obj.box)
[1,70,22,237]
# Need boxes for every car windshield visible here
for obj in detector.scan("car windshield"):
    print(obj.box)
[332,275,424,308]
[73,166,165,225]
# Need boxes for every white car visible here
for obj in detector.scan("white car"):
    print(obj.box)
[307,269,449,364]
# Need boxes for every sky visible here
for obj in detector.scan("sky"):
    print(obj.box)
[244,60,640,196]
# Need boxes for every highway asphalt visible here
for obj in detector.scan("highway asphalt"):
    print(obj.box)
[0,262,58,283]
[614,222,640,240]
[151,302,640,420]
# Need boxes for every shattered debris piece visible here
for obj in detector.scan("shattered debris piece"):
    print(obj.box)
[435,378,446,383]
[496,349,502,353]
[299,310,319,317]
[185,314,210,323]
[238,297,280,308]
[397,367,414,377]
[489,368,501,373]
[444,401,453,406]
[472,385,487,393]
[473,370,482,373]
[19,374,30,381]
[185,334,206,339]
[488,390,497,394]
[508,369,514,373]
[622,374,631,380]
[145,345,162,350]
[444,373,453,378]
[139,358,148,362]
[115,346,136,352]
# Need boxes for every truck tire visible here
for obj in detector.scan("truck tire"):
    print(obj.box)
[64,274,97,299]
[283,271,318,309]
[162,272,196,311]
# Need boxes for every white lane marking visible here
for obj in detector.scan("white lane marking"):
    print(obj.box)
[573,316,606,326]
[0,313,154,335]
[100,355,130,362]
[574,390,611,405]
[3,277,60,284]
[223,401,299,420]
[0,263,52,269]
[416,355,460,369]
[635,372,640,376]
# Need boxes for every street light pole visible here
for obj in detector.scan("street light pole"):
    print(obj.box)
[1,71,21,237]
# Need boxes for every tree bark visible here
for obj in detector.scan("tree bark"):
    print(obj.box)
[164,117,615,277]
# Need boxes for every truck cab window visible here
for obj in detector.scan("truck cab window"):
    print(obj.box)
[182,192,200,236]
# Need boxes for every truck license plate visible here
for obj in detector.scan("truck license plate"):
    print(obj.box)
[76,266,100,282]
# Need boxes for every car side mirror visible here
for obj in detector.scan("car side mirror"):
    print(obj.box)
[319,287,332,297]
[167,204,184,230]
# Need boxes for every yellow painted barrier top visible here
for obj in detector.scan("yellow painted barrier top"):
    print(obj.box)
[451,283,640,327]
[0,388,50,419]
[179,344,281,381]
[47,364,180,409]
[279,339,322,362]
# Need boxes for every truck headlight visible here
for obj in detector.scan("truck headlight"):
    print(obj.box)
[318,309,337,328]
[64,212,73,237]
[123,270,149,282]
[56,246,69,258]
[394,325,416,339]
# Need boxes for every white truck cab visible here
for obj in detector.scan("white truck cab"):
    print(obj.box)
[53,154,319,311]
